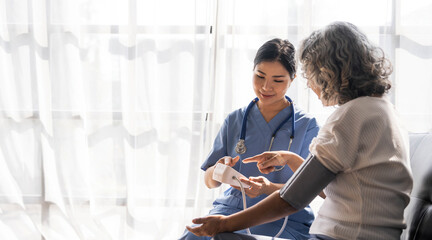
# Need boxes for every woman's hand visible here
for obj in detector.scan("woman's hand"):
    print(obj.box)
[242,151,288,174]
[231,176,274,198]
[186,215,227,237]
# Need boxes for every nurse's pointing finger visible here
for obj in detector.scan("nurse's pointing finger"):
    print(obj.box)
[242,153,265,163]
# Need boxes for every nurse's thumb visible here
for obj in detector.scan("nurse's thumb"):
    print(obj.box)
[232,156,240,165]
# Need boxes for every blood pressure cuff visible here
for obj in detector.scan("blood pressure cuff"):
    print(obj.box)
[280,154,336,210]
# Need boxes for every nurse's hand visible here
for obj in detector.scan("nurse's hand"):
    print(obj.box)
[242,151,288,174]
[231,176,272,198]
[217,155,240,167]
[205,156,240,189]
[186,215,227,237]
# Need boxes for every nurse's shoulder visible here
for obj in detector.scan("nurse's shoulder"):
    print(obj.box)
[224,105,249,126]
[293,105,320,129]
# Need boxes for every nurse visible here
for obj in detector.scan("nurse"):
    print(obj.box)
[180,38,320,240]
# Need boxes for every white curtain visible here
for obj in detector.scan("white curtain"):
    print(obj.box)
[0,0,431,239]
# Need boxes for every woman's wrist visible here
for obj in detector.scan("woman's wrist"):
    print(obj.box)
[222,211,250,233]
[220,215,232,232]
[279,151,291,165]
[264,182,281,195]
[281,151,304,173]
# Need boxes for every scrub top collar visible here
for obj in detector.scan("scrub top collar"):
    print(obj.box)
[250,102,294,137]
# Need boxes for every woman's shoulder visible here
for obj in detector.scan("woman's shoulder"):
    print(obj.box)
[340,96,390,113]
[332,96,393,124]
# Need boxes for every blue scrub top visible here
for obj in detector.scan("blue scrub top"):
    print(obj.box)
[201,100,320,236]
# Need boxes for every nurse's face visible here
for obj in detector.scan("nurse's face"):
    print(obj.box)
[253,61,293,108]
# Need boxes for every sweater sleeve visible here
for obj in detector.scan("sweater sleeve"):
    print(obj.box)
[299,117,320,159]
[309,99,397,173]
[309,105,363,173]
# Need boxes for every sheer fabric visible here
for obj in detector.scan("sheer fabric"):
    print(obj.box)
[0,0,431,239]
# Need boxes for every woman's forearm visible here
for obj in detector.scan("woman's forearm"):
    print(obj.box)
[281,151,304,172]
[222,191,298,232]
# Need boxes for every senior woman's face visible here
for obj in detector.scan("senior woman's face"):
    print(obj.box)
[307,79,321,99]
[307,78,337,107]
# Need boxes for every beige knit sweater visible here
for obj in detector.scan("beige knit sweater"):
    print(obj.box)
[309,96,413,240]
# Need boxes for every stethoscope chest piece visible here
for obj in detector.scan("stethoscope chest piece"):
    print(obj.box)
[235,96,295,156]
[235,139,246,155]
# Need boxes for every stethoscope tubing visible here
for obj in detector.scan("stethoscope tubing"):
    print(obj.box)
[236,95,295,155]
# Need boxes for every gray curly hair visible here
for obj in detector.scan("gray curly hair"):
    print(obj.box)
[298,22,393,105]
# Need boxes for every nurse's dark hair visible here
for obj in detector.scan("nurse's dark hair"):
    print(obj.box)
[254,38,296,79]
[298,21,392,105]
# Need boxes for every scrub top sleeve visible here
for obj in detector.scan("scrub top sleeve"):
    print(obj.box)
[299,119,320,159]
[200,118,229,171]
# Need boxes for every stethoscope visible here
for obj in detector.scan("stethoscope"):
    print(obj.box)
[235,96,295,171]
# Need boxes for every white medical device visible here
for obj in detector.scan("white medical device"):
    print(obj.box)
[212,163,250,188]
[212,163,288,237]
